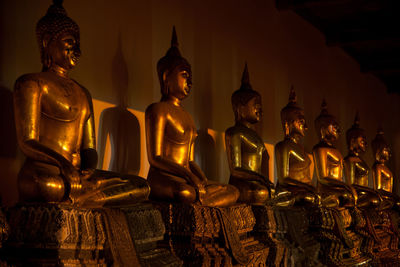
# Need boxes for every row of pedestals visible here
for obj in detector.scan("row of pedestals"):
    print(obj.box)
[0,199,399,266]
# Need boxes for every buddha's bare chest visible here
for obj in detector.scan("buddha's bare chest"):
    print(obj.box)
[40,80,88,122]
[165,109,196,144]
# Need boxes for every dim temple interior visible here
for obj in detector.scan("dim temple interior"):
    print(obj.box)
[1,0,400,266]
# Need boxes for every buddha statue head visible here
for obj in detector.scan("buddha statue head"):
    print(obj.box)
[280,87,307,140]
[36,0,81,72]
[372,128,390,164]
[346,112,367,156]
[157,27,192,100]
[231,63,262,125]
[314,99,340,144]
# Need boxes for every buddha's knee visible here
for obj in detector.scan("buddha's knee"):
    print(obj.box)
[176,184,196,204]
[129,176,150,199]
[18,173,65,203]
[251,185,269,204]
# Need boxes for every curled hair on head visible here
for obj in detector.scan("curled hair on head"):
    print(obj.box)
[36,0,80,68]
[231,63,261,121]
[314,99,338,139]
[346,112,366,149]
[157,26,191,97]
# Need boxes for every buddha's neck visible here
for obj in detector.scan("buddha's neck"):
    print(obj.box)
[287,134,301,144]
[236,120,252,129]
[162,95,182,107]
[48,65,69,78]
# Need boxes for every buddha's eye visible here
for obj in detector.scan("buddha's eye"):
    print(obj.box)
[181,71,189,78]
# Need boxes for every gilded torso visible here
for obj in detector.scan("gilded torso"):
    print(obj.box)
[313,141,344,181]
[373,163,393,192]
[225,124,267,175]
[344,155,369,186]
[275,138,312,184]
[14,72,90,166]
[147,101,196,168]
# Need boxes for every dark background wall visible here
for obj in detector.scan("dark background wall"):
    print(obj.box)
[1,0,399,206]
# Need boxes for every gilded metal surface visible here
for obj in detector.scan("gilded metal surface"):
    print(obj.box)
[225,64,271,205]
[275,88,325,207]
[13,0,149,207]
[344,114,381,208]
[312,100,357,208]
[371,129,400,211]
[145,27,238,207]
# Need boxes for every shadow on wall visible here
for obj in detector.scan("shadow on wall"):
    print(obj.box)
[0,86,19,206]
[195,128,217,181]
[0,86,16,157]
[97,35,141,175]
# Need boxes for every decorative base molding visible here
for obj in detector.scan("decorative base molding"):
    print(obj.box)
[154,202,269,267]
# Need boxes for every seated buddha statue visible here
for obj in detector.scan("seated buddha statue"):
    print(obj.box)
[275,89,337,207]
[224,63,272,205]
[313,100,357,208]
[145,27,239,207]
[371,129,400,210]
[344,114,381,208]
[14,0,149,207]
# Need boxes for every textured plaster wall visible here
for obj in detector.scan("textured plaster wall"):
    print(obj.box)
[1,0,400,206]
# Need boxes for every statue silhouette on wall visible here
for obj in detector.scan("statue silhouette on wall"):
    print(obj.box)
[97,35,141,175]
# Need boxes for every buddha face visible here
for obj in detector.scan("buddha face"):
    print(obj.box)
[241,96,262,124]
[46,32,81,71]
[351,135,367,154]
[289,111,307,138]
[377,146,391,163]
[165,65,192,100]
[322,120,340,142]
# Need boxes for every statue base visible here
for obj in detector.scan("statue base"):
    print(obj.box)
[310,207,371,266]
[252,205,323,266]
[361,208,400,265]
[153,202,269,267]
[4,203,181,266]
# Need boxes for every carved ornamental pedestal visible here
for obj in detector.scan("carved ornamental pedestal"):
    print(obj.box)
[361,209,400,266]
[4,203,181,266]
[154,202,268,267]
[252,205,324,267]
[310,207,371,266]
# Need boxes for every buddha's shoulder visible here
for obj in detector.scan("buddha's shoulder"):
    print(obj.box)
[146,101,185,114]
[225,125,242,137]
[275,138,296,149]
[15,72,44,85]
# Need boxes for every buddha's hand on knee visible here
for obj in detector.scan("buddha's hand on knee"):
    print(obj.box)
[61,164,82,202]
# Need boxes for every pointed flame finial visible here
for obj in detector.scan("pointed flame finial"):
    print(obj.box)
[353,111,360,127]
[171,26,178,48]
[239,62,253,91]
[288,85,297,104]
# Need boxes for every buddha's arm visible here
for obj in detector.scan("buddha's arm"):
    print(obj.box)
[343,159,355,185]
[373,166,382,190]
[189,138,207,183]
[14,77,79,180]
[275,143,290,180]
[80,88,98,171]
[261,149,272,185]
[145,107,202,187]
[226,132,266,183]
[313,148,328,179]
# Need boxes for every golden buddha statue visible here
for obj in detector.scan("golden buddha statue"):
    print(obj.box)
[344,113,381,208]
[371,129,400,209]
[224,63,272,205]
[275,88,330,206]
[313,100,357,207]
[14,0,149,207]
[145,27,239,207]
